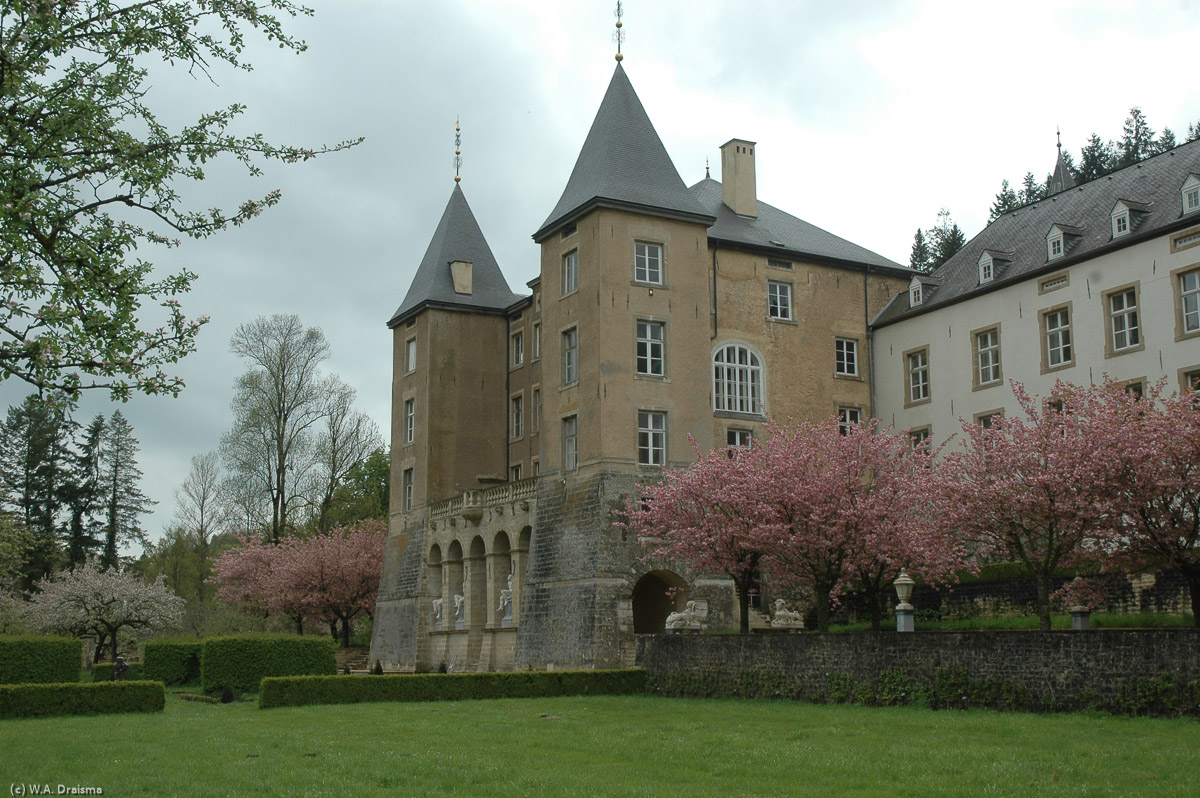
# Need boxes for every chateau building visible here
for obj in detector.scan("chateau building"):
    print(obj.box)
[872,138,1200,440]
[369,61,910,672]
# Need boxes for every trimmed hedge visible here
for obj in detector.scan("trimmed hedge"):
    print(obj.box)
[201,635,336,694]
[259,669,648,709]
[0,636,81,685]
[144,638,202,685]
[91,662,144,682]
[0,680,165,718]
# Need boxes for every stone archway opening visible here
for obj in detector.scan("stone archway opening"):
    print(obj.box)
[632,570,687,634]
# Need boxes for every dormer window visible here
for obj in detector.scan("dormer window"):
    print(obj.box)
[909,277,923,307]
[1046,224,1083,262]
[976,250,1012,285]
[1184,175,1200,215]
[1113,212,1129,237]
[1110,200,1151,239]
[979,255,994,284]
[1048,234,1064,260]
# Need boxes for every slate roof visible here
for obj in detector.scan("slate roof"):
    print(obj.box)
[873,137,1200,328]
[533,64,714,242]
[689,177,906,273]
[388,183,524,328]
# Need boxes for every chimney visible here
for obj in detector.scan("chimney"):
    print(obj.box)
[720,138,757,217]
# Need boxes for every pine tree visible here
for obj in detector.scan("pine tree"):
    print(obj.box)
[97,411,154,570]
[989,180,1020,222]
[1017,172,1046,206]
[1188,121,1200,143]
[63,415,106,567]
[929,209,966,270]
[1156,127,1177,153]
[1077,133,1117,182]
[908,229,934,273]
[1118,107,1156,167]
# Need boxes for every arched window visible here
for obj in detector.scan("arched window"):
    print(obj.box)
[713,343,764,414]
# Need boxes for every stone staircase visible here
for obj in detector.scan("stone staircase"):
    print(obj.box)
[335,645,371,673]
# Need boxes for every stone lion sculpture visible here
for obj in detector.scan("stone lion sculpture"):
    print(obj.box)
[770,598,804,629]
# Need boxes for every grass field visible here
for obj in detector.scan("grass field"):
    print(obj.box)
[3,692,1199,797]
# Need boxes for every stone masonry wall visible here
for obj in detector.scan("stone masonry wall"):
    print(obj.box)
[636,630,1200,714]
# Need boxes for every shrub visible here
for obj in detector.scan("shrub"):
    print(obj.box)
[143,638,203,685]
[0,635,81,684]
[91,662,144,682]
[201,635,336,694]
[0,680,164,718]
[259,669,648,709]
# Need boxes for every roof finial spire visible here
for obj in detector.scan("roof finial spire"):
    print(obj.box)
[613,1,625,62]
[705,157,710,179]
[1056,125,1062,154]
[454,118,462,183]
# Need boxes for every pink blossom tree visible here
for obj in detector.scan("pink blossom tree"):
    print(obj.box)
[757,418,966,631]
[927,381,1122,630]
[1090,379,1200,625]
[622,441,767,633]
[23,561,184,661]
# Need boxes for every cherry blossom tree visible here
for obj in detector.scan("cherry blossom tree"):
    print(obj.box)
[1091,380,1200,625]
[621,441,767,633]
[23,560,184,662]
[927,381,1122,630]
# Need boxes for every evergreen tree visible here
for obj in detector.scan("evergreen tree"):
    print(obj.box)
[929,209,966,270]
[1156,127,1177,153]
[1077,133,1117,182]
[1118,107,1156,167]
[97,411,154,570]
[1017,172,1046,206]
[988,180,1020,223]
[63,415,106,567]
[1188,121,1200,143]
[0,397,71,588]
[908,229,934,274]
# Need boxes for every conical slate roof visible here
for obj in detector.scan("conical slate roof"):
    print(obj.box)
[388,183,523,327]
[533,64,714,242]
[1050,148,1077,195]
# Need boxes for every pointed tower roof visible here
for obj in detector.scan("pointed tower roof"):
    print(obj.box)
[533,64,714,242]
[1050,132,1077,196]
[388,183,523,328]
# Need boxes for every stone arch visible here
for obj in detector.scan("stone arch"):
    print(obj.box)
[427,544,443,628]
[445,540,464,629]
[491,531,512,626]
[466,536,487,629]
[632,569,688,634]
[513,526,532,625]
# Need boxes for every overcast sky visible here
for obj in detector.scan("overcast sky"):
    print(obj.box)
[4,0,1198,550]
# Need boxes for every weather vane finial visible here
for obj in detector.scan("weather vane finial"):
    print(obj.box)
[705,157,710,179]
[613,1,625,62]
[1056,126,1062,153]
[454,119,462,183]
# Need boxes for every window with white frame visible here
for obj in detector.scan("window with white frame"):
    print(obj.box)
[837,407,861,435]
[511,331,524,367]
[1043,307,1073,368]
[713,343,764,415]
[909,283,923,307]
[1181,269,1200,335]
[909,427,931,449]
[562,416,578,471]
[975,411,1002,429]
[510,464,522,482]
[835,338,858,377]
[402,468,414,513]
[511,395,523,439]
[634,242,663,284]
[1108,288,1140,352]
[979,256,994,284]
[636,321,664,376]
[637,411,666,466]
[533,323,541,360]
[906,348,930,404]
[404,398,415,445]
[1188,187,1200,214]
[405,337,417,373]
[1113,212,1129,237]
[975,328,1001,387]
[767,281,792,320]
[562,327,578,384]
[727,428,752,448]
[562,250,578,295]
[1048,235,1064,259]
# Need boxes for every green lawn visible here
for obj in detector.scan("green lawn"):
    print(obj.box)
[3,693,1198,796]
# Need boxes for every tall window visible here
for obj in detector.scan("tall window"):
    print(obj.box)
[906,348,930,404]
[533,388,541,432]
[634,242,663,284]
[562,327,578,384]
[404,399,415,445]
[975,328,1001,387]
[511,331,524,367]
[402,468,414,512]
[511,395,523,439]
[1043,307,1073,368]
[835,338,858,377]
[1108,288,1140,352]
[713,343,764,415]
[1181,269,1200,335]
[405,337,417,373]
[562,416,578,471]
[767,281,792,320]
[510,465,522,482]
[837,407,861,435]
[636,321,664,376]
[562,250,578,295]
[637,411,666,466]
[533,323,541,360]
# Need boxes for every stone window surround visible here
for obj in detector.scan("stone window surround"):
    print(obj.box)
[834,337,859,379]
[1101,281,1144,358]
[903,344,931,408]
[971,323,1003,391]
[767,279,793,321]
[1172,263,1200,341]
[635,318,666,378]
[562,249,579,297]
[1038,301,1075,375]
[633,241,664,285]
[510,391,524,442]
[637,409,667,467]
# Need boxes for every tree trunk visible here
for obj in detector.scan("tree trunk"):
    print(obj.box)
[1188,572,1200,628]
[817,597,831,633]
[93,634,107,664]
[341,617,352,648]
[737,580,750,634]
[110,628,120,662]
[294,616,304,636]
[867,586,884,632]
[329,621,338,640]
[1036,574,1052,631]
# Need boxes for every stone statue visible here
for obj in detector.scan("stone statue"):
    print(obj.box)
[453,593,465,619]
[498,574,513,615]
[770,598,804,630]
[664,600,703,631]
[431,597,443,626]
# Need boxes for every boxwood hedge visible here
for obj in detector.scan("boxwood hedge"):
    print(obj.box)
[201,635,336,694]
[0,636,81,685]
[91,662,144,682]
[0,680,165,718]
[259,669,648,709]
[143,638,202,685]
